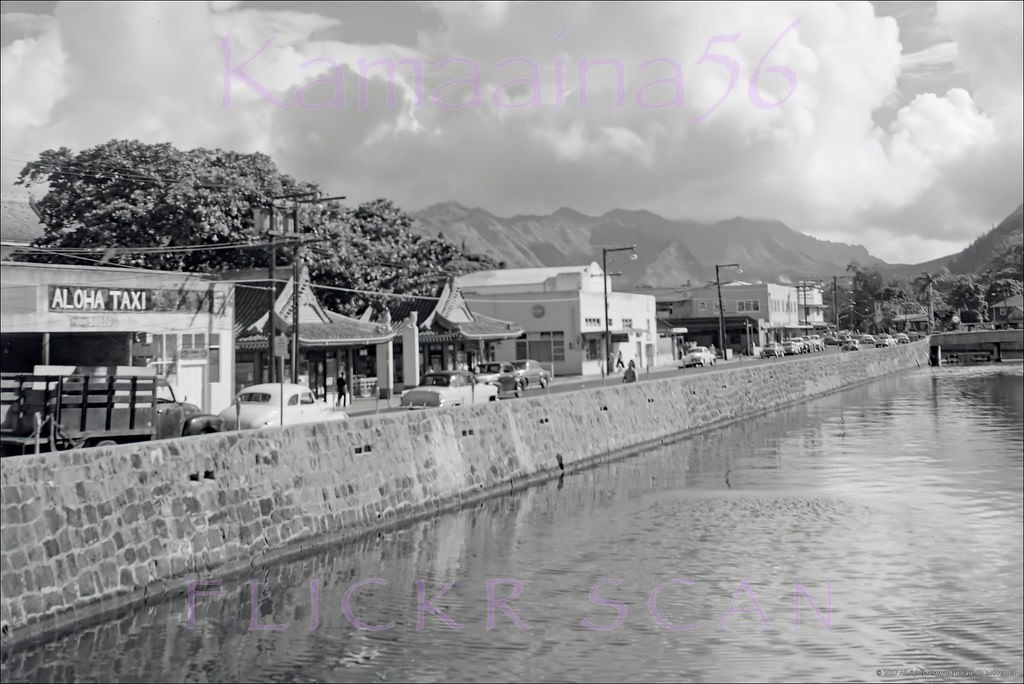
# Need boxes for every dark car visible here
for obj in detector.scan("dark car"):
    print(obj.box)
[474,361,522,397]
[511,359,551,389]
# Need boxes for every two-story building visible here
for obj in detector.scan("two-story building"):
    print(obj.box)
[454,263,658,377]
[654,280,825,355]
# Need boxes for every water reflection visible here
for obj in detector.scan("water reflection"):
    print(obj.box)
[3,366,1022,683]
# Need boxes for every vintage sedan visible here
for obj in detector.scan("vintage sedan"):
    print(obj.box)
[510,359,551,389]
[400,371,499,409]
[680,346,717,368]
[760,342,785,358]
[218,383,348,430]
[474,362,523,397]
[895,333,911,344]
[876,334,898,347]
[841,339,861,352]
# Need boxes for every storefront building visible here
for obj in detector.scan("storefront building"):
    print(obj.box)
[361,280,524,388]
[454,264,658,377]
[228,267,396,402]
[0,262,235,412]
[655,281,827,355]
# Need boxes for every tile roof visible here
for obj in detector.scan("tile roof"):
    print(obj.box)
[231,280,287,337]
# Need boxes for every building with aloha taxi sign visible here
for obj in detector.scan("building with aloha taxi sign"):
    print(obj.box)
[1,262,235,413]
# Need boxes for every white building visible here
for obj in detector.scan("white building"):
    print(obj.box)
[454,263,658,377]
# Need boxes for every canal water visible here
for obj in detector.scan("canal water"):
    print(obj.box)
[2,365,1023,683]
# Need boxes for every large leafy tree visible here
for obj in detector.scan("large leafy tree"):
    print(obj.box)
[945,275,988,319]
[15,140,498,311]
[16,140,312,271]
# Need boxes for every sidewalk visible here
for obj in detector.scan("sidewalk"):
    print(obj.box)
[339,358,747,416]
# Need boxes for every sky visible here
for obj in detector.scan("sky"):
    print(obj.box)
[1,1,1022,264]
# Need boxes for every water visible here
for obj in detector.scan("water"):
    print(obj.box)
[3,366,1023,683]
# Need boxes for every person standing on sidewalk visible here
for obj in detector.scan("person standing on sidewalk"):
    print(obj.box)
[622,359,638,383]
[336,373,349,407]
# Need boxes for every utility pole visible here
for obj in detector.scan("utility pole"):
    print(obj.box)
[267,211,276,384]
[833,275,838,329]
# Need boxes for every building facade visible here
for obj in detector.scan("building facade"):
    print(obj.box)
[656,280,827,355]
[454,263,659,377]
[1,262,235,412]
[226,267,396,403]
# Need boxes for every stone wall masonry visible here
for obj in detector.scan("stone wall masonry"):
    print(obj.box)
[0,342,929,649]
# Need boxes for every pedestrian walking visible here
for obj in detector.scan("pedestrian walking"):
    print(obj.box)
[622,360,638,383]
[615,351,625,371]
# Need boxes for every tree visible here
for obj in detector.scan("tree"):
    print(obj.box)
[15,140,499,313]
[986,278,1024,307]
[913,272,942,333]
[946,275,988,320]
[15,140,313,271]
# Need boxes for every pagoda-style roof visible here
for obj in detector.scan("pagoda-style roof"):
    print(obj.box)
[229,266,396,350]
[363,280,524,343]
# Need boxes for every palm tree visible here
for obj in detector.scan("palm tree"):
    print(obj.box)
[914,272,939,333]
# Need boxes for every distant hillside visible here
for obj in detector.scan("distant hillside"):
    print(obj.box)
[412,202,885,287]
[947,203,1023,275]
[885,203,1023,279]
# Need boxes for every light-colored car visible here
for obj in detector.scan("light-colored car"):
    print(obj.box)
[511,359,551,389]
[681,346,717,368]
[858,334,877,347]
[782,341,803,355]
[474,362,522,397]
[841,339,861,352]
[788,337,808,353]
[218,383,348,430]
[400,370,499,409]
[806,335,825,352]
[876,334,898,347]
[895,333,911,344]
[761,342,785,358]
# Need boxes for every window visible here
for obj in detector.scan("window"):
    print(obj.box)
[585,317,601,327]
[751,300,759,311]
[738,301,746,312]
[699,301,707,312]
[622,318,633,329]
[287,393,300,406]
[586,338,600,360]
[517,332,565,363]
[300,392,315,405]
[714,301,720,313]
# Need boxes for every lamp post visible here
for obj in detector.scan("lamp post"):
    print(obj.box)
[602,245,637,379]
[715,263,741,359]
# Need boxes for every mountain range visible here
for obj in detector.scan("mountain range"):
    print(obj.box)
[410,201,1024,287]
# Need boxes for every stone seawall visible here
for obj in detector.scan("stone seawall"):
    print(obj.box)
[0,342,929,648]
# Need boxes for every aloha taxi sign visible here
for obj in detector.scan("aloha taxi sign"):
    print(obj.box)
[48,286,209,313]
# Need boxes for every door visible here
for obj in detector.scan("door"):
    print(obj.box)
[176,362,206,409]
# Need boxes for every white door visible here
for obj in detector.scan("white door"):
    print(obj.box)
[177,362,206,409]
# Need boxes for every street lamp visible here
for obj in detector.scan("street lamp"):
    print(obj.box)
[602,245,638,378]
[715,263,741,358]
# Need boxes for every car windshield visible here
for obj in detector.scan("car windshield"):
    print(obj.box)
[511,362,527,370]
[424,375,453,387]
[479,363,502,374]
[238,392,272,403]
[691,347,708,353]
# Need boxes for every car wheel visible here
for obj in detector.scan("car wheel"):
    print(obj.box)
[540,377,549,389]
[94,440,118,447]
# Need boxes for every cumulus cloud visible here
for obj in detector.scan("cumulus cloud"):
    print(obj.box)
[1,0,1021,264]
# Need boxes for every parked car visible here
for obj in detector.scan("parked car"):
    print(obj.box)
[219,383,347,430]
[841,339,861,352]
[858,334,877,347]
[474,361,523,397]
[875,334,898,348]
[400,371,499,409]
[782,341,803,356]
[823,335,840,346]
[806,335,825,352]
[511,359,551,389]
[761,342,785,358]
[681,346,717,368]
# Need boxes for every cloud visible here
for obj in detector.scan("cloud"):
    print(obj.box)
[1,0,1021,265]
